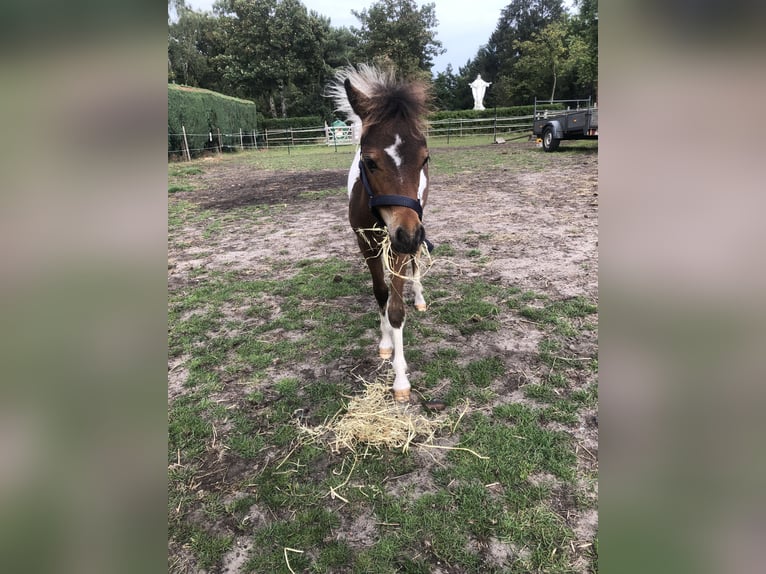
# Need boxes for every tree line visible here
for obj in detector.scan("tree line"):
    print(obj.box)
[168,0,597,119]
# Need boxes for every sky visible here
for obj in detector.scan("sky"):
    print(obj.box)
[182,0,574,75]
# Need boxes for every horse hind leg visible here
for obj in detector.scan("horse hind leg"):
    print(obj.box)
[411,256,427,312]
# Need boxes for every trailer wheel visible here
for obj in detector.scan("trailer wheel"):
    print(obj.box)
[542,126,560,152]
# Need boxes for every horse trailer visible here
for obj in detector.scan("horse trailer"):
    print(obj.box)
[532,97,598,152]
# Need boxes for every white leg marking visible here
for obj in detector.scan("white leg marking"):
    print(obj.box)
[412,260,426,311]
[417,168,427,202]
[348,147,361,197]
[384,134,403,168]
[390,318,410,394]
[379,311,393,359]
[380,308,410,399]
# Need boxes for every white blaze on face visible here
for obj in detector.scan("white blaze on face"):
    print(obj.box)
[384,134,404,168]
[417,168,427,202]
[348,147,361,197]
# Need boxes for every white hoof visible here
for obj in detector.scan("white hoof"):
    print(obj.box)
[379,347,393,359]
[415,303,427,312]
[393,389,411,403]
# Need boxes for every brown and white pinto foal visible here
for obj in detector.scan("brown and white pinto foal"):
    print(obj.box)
[330,65,432,403]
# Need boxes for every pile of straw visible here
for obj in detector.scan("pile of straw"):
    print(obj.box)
[298,378,452,455]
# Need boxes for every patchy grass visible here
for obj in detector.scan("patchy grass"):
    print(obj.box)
[518,295,597,337]
[169,165,205,177]
[168,164,205,195]
[429,279,504,335]
[168,142,598,573]
[169,183,195,193]
[188,527,233,570]
[168,257,597,572]
[243,147,357,171]
[429,140,559,175]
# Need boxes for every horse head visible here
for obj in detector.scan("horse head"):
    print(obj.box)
[343,73,430,254]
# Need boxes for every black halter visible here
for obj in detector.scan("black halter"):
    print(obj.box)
[358,159,434,252]
[359,159,423,224]
[359,159,434,253]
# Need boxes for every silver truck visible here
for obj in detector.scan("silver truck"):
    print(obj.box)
[532,97,598,152]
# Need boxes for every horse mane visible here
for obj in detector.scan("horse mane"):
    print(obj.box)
[328,64,430,135]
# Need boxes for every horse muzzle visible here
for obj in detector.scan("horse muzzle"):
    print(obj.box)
[390,223,425,254]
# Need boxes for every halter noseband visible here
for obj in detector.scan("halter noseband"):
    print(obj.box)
[358,159,433,252]
[359,159,422,224]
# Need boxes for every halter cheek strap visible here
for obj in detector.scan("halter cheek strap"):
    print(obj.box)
[359,160,422,222]
[358,160,433,252]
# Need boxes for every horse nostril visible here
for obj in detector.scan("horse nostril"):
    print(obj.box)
[396,227,410,247]
[392,225,425,254]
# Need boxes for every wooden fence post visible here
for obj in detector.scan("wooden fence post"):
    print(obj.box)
[181,125,191,161]
[217,128,223,154]
[239,128,244,150]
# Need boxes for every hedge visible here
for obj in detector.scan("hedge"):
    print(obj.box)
[168,84,261,155]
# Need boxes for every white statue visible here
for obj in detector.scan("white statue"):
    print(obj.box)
[469,74,492,110]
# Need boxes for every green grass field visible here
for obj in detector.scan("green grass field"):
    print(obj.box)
[168,141,598,573]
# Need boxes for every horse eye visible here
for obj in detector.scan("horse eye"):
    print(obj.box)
[363,157,378,171]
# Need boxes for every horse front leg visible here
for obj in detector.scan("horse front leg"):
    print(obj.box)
[357,233,393,360]
[367,261,394,360]
[387,253,411,402]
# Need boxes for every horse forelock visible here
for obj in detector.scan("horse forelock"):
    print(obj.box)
[329,65,430,135]
[366,84,430,136]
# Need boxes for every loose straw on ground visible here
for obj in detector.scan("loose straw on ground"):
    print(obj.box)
[297,376,486,460]
[294,376,489,505]
[283,547,303,574]
[298,378,450,455]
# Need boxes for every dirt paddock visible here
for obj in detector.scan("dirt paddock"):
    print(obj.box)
[168,141,598,573]
[170,143,597,300]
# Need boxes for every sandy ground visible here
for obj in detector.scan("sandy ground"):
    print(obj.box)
[168,141,598,573]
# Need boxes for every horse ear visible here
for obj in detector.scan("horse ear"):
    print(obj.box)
[344,78,371,119]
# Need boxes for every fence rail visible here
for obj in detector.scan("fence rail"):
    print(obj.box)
[427,115,534,143]
[168,115,536,159]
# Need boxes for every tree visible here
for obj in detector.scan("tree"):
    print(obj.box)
[212,0,331,117]
[168,1,219,86]
[323,26,360,70]
[474,0,565,106]
[513,20,568,102]
[569,0,598,98]
[433,64,460,110]
[351,0,445,77]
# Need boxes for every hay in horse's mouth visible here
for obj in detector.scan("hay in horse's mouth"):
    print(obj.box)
[355,227,433,282]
